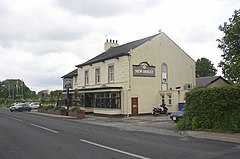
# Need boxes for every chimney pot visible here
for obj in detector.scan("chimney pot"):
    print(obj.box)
[104,38,119,51]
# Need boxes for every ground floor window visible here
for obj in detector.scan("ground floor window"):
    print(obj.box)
[95,92,121,108]
[78,91,121,108]
[79,93,94,107]
[168,94,172,105]
[161,94,165,104]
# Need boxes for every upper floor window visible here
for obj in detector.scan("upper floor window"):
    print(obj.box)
[74,77,77,84]
[108,65,114,83]
[84,70,89,85]
[161,63,168,90]
[95,68,100,84]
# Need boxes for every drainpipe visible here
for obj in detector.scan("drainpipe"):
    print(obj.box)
[127,53,132,118]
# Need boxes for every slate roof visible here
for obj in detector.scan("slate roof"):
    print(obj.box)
[61,69,78,78]
[196,76,230,87]
[75,33,160,67]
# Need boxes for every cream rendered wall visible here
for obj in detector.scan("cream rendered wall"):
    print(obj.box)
[159,90,186,112]
[77,56,129,88]
[76,56,130,115]
[129,33,195,114]
[72,76,78,89]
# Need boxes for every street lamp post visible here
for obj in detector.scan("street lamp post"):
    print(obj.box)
[64,79,72,116]
[66,87,69,116]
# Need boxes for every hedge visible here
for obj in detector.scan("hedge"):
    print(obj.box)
[177,85,240,132]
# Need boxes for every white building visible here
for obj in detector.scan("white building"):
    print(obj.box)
[62,32,196,116]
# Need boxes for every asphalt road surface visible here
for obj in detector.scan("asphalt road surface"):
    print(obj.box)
[0,108,240,159]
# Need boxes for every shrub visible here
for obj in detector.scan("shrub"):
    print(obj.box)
[177,85,240,133]
[53,106,66,111]
[70,107,84,112]
[40,105,54,110]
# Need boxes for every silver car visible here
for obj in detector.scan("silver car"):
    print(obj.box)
[10,103,32,112]
[29,102,41,109]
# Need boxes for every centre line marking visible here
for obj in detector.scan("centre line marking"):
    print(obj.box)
[10,117,23,122]
[80,139,151,159]
[30,123,59,134]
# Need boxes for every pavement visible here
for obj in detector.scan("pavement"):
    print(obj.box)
[30,110,240,144]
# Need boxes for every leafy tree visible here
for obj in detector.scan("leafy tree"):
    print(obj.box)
[195,57,217,77]
[50,90,62,102]
[0,79,36,99]
[217,9,240,84]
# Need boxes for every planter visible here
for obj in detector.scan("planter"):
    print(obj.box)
[60,109,68,115]
[38,108,48,113]
[38,108,67,116]
[68,111,85,119]
[53,109,67,115]
[48,109,55,114]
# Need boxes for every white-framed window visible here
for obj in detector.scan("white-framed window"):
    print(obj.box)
[161,94,165,105]
[74,77,77,84]
[108,65,114,83]
[161,63,168,90]
[95,68,100,84]
[168,94,172,105]
[84,70,89,85]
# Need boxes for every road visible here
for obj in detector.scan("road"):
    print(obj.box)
[0,108,240,159]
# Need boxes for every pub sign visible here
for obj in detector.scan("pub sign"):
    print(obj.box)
[133,62,155,77]
[63,78,73,89]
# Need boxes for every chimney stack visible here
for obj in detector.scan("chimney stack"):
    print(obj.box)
[104,39,119,51]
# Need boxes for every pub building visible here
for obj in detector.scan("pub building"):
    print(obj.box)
[62,32,196,116]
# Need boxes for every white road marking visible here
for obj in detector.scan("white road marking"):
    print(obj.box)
[10,117,23,122]
[80,139,151,159]
[30,123,59,134]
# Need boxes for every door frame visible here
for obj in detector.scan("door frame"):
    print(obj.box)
[131,97,138,116]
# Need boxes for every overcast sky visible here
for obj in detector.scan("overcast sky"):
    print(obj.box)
[0,0,239,92]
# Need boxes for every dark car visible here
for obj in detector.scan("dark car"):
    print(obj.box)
[170,110,184,122]
[10,103,32,112]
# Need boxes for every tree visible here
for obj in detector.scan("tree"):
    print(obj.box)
[217,9,240,84]
[50,90,62,102]
[195,57,217,77]
[0,79,36,99]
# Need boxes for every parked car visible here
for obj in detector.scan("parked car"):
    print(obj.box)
[29,102,41,109]
[10,103,32,112]
[170,110,184,122]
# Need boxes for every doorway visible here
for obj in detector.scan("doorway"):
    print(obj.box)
[131,97,138,116]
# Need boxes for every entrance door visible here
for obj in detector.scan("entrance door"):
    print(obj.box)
[131,97,138,116]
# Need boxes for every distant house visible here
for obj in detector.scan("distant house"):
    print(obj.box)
[196,76,231,88]
[62,32,196,115]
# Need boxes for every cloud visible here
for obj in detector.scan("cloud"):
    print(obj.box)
[0,0,93,56]
[0,4,8,16]
[55,0,161,17]
[184,26,217,44]
[0,0,239,93]
[0,46,83,92]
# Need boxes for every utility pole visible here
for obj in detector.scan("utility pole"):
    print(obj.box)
[21,79,24,99]
[8,84,10,98]
[16,80,19,97]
